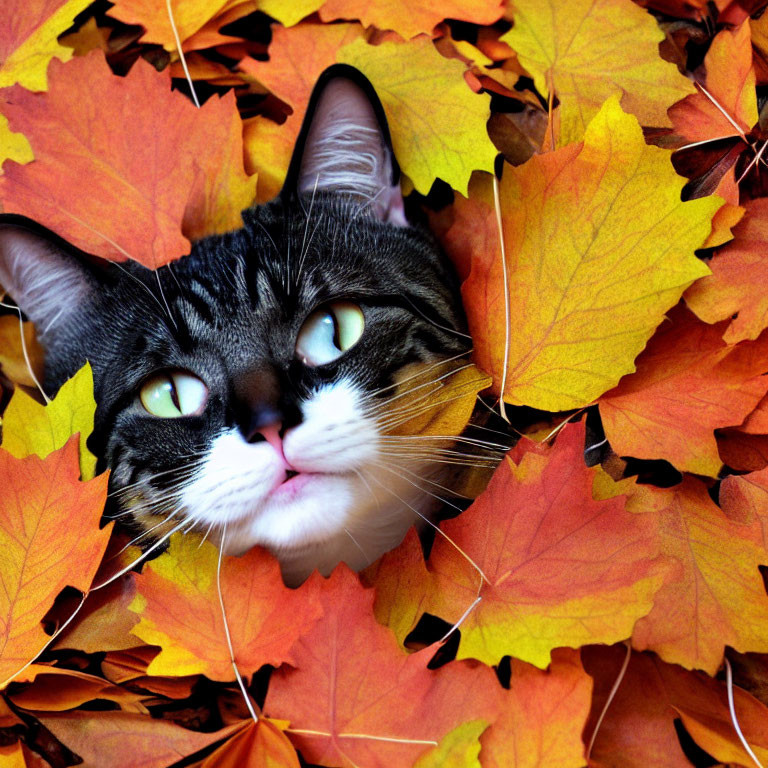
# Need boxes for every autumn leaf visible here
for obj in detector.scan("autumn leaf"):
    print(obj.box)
[240,23,364,201]
[337,37,496,195]
[265,566,501,768]
[480,649,592,768]
[0,51,256,268]
[318,0,504,40]
[0,0,95,90]
[583,645,768,767]
[128,534,322,681]
[38,711,246,768]
[0,114,33,168]
[0,316,43,389]
[200,719,300,768]
[9,667,148,713]
[460,99,718,412]
[385,363,491,438]
[502,0,696,145]
[599,306,768,476]
[686,197,768,343]
[258,0,324,28]
[668,22,757,145]
[106,0,233,51]
[411,720,487,768]
[611,477,768,673]
[423,422,668,668]
[0,439,110,689]
[1,362,97,479]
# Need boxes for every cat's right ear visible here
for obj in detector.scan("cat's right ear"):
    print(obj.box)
[0,215,104,339]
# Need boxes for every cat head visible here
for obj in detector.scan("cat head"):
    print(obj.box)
[0,66,471,583]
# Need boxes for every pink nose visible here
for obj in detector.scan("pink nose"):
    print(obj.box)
[256,423,287,462]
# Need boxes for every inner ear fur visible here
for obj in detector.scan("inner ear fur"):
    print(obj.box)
[0,214,107,339]
[282,64,407,226]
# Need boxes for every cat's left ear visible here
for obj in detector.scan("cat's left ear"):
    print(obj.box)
[283,64,407,226]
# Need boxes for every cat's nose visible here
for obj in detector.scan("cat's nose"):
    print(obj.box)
[242,407,282,444]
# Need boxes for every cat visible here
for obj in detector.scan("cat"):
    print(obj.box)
[0,65,474,585]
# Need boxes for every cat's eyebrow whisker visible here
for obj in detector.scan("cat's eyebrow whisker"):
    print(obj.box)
[401,294,473,341]
[111,262,174,325]
[154,269,178,330]
[364,470,490,588]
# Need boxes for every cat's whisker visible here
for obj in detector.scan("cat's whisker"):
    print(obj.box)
[379,434,509,451]
[111,262,174,327]
[118,511,183,553]
[154,269,178,330]
[108,462,204,497]
[362,350,473,399]
[363,470,490,587]
[370,459,465,515]
[375,386,492,432]
[216,524,260,724]
[91,518,190,591]
[372,458,477,500]
[364,362,475,409]
[401,294,473,341]
[352,468,381,512]
[344,527,371,561]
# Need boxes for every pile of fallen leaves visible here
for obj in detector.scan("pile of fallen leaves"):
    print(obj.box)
[2,0,768,766]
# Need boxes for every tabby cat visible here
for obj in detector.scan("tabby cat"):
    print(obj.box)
[0,66,472,584]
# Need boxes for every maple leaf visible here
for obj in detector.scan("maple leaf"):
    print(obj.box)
[410,720,487,768]
[0,316,43,389]
[0,0,95,90]
[599,306,768,476]
[686,198,768,343]
[9,667,148,714]
[0,51,256,268]
[583,645,768,767]
[423,422,668,668]
[669,22,757,144]
[608,477,768,673]
[37,711,246,768]
[199,719,301,768]
[459,101,718,412]
[318,0,504,40]
[107,0,234,51]
[240,23,364,201]
[1,362,97,479]
[385,364,491,439]
[265,566,501,768]
[54,575,139,654]
[0,114,33,168]
[337,37,496,195]
[128,534,323,681]
[0,439,110,689]
[502,0,696,146]
[480,649,593,768]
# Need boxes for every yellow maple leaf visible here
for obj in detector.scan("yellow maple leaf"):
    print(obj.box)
[503,0,696,146]
[0,114,33,168]
[462,98,719,412]
[0,363,97,480]
[0,0,95,91]
[257,0,324,27]
[337,37,496,195]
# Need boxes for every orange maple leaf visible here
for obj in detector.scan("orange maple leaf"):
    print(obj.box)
[265,566,501,768]
[583,645,768,767]
[0,51,255,268]
[619,477,768,673]
[0,439,110,688]
[599,306,768,476]
[128,534,322,681]
[422,422,669,667]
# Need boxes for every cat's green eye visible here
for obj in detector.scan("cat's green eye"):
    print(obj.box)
[296,301,365,366]
[139,371,208,418]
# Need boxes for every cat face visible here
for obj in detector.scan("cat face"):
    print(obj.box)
[0,67,470,583]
